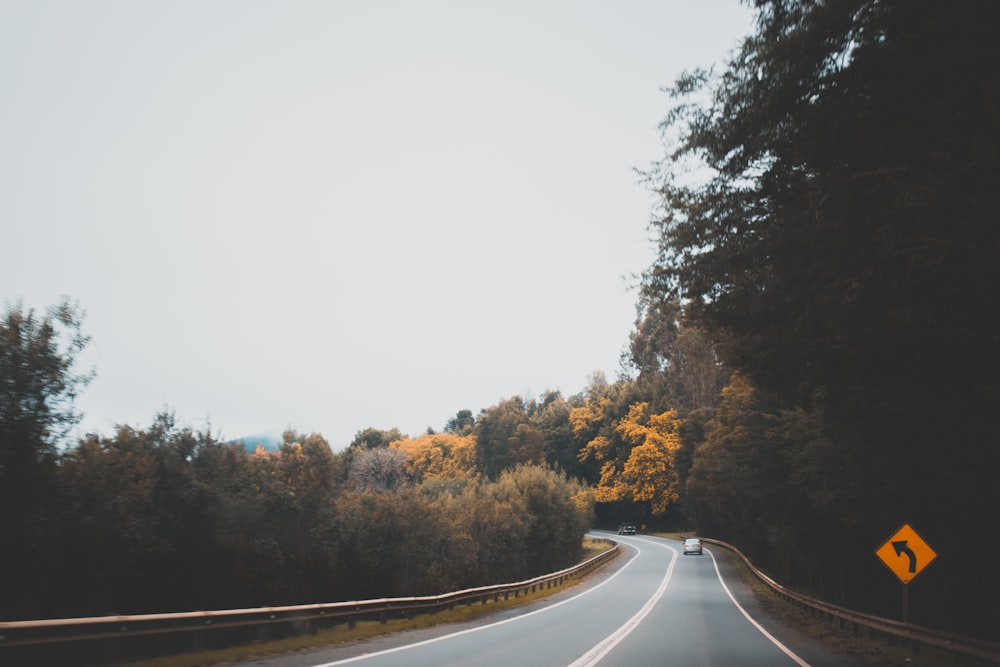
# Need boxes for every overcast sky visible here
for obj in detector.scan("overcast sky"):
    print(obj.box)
[2,1,753,449]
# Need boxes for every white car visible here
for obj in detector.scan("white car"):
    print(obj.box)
[683,538,703,555]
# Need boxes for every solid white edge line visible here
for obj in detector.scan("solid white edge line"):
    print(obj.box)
[311,534,640,667]
[566,538,678,667]
[706,547,812,667]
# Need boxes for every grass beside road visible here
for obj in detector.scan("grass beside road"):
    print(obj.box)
[115,536,617,667]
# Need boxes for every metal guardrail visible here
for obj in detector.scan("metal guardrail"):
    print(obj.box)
[0,539,619,665]
[702,537,1000,665]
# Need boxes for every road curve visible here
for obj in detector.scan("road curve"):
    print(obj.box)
[237,532,864,667]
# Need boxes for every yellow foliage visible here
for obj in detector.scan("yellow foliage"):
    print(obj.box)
[391,432,478,481]
[622,441,679,515]
[577,435,613,464]
[579,401,683,515]
[593,461,628,503]
[569,397,611,439]
[616,402,681,453]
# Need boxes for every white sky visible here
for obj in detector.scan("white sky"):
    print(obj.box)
[1,1,753,449]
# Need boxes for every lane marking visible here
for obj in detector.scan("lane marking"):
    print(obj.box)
[311,537,641,666]
[706,547,811,667]
[567,538,678,667]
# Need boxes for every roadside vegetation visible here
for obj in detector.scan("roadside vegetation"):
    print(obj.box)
[701,538,971,667]
[2,0,997,647]
[111,537,617,667]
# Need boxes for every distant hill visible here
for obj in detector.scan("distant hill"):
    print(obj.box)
[230,433,282,453]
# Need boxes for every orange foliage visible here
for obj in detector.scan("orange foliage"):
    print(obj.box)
[391,432,478,482]
[577,401,682,515]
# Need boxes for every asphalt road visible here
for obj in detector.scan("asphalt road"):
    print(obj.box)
[237,532,867,667]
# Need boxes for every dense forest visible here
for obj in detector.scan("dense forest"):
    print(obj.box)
[2,0,998,642]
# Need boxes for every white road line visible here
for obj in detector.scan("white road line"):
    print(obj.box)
[567,539,678,667]
[706,547,811,667]
[311,539,641,666]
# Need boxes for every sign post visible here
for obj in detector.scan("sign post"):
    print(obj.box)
[875,523,937,622]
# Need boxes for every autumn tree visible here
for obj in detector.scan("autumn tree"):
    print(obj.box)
[391,431,477,483]
[617,403,682,515]
[572,399,621,496]
[577,401,683,516]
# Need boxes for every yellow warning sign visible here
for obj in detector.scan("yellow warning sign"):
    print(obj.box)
[875,523,937,584]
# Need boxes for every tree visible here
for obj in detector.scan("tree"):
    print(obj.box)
[685,374,786,545]
[529,391,580,475]
[444,409,475,435]
[348,446,409,492]
[646,0,1000,438]
[622,288,682,383]
[456,481,529,584]
[0,299,92,481]
[474,397,531,479]
[617,403,682,515]
[277,430,341,500]
[391,432,477,483]
[491,465,593,575]
[622,287,726,412]
[645,1,1000,634]
[348,427,405,451]
[570,375,648,488]
[577,401,683,515]
[0,299,93,618]
[339,426,406,479]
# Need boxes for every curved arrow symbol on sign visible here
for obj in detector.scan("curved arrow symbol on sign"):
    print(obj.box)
[892,540,917,573]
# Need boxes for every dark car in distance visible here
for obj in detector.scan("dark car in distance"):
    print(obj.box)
[618,523,637,535]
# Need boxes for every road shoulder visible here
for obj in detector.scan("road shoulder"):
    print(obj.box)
[710,546,875,667]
